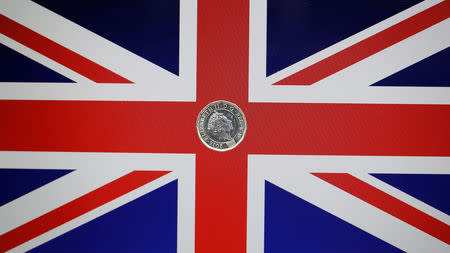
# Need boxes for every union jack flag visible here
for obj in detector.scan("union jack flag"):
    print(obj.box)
[0,0,449,252]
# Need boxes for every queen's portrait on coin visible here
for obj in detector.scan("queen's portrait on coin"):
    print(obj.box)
[207,111,233,141]
[197,100,246,151]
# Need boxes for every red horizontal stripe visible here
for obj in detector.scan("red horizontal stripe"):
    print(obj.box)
[275,0,450,85]
[246,103,450,156]
[0,14,132,83]
[313,173,450,244]
[0,100,197,153]
[1,101,450,156]
[0,170,169,252]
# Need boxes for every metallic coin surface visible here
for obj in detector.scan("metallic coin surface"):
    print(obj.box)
[196,100,247,151]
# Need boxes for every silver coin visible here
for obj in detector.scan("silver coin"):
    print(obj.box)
[196,100,247,151]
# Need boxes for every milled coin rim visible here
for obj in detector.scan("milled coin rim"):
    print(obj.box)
[196,100,247,152]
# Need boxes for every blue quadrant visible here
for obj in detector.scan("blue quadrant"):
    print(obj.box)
[33,0,180,75]
[372,47,450,87]
[264,181,403,253]
[371,174,450,215]
[266,0,422,76]
[31,180,178,253]
[0,43,74,82]
[0,169,72,207]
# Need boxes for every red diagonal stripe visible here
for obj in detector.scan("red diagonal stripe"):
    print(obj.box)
[312,173,450,244]
[275,0,450,85]
[0,170,169,252]
[0,14,132,83]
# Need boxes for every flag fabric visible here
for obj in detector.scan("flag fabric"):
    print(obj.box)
[0,0,449,252]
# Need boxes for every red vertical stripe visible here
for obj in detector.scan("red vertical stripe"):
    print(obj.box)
[195,0,250,252]
[195,151,248,253]
[196,0,249,106]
